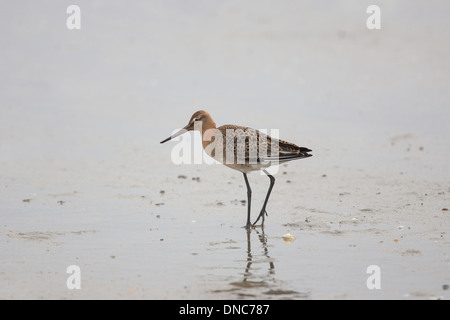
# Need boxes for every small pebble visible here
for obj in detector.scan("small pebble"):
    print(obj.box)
[282,233,296,242]
[177,175,187,179]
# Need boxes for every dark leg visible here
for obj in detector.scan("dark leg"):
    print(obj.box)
[243,173,252,228]
[253,170,275,227]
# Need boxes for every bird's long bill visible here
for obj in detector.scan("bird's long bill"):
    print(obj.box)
[160,126,188,144]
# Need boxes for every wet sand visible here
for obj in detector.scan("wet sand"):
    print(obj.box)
[1,1,449,299]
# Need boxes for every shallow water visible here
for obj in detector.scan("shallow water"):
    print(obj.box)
[1,167,449,299]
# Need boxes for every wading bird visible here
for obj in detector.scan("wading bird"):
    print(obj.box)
[160,110,312,228]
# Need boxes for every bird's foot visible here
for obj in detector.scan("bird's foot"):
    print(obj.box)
[252,209,268,227]
[242,221,253,229]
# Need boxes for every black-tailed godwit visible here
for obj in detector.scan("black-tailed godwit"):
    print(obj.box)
[160,110,312,228]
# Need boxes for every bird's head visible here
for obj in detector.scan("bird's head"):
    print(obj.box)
[160,110,214,143]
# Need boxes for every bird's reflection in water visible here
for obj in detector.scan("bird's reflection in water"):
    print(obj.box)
[244,227,275,280]
[220,227,305,299]
[229,227,276,296]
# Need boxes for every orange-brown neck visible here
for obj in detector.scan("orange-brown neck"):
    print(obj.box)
[201,118,217,150]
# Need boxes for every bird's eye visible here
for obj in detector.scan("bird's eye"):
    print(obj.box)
[193,118,200,122]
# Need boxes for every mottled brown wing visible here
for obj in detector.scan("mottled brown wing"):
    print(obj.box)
[217,125,312,164]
